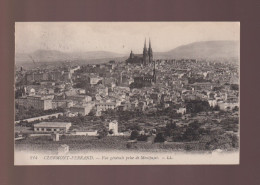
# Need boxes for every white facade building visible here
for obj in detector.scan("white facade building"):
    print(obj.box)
[109,120,118,135]
[34,122,72,132]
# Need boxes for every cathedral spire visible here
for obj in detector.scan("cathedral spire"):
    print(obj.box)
[130,50,133,59]
[143,38,148,66]
[153,60,156,83]
[143,38,148,53]
[148,38,153,64]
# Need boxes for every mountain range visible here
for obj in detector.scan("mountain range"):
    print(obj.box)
[155,40,239,60]
[15,40,239,64]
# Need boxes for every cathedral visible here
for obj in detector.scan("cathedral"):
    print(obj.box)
[126,38,153,66]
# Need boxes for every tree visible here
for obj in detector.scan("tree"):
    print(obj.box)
[154,133,165,143]
[137,134,148,141]
[88,109,96,116]
[213,105,220,111]
[185,100,210,113]
[166,121,177,130]
[130,130,139,140]
[230,84,239,91]
[182,121,201,141]
[172,129,183,142]
[231,135,239,148]
[183,128,200,141]
[232,106,239,112]
[97,127,108,139]
[189,121,200,129]
[54,87,60,93]
[108,129,114,135]
[164,122,177,137]
[130,124,141,131]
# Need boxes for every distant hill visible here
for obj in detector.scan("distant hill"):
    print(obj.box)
[155,40,239,61]
[15,40,239,64]
[15,50,126,64]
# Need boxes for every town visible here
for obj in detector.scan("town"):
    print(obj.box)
[15,39,239,153]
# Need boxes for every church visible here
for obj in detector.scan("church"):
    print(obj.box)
[126,38,153,66]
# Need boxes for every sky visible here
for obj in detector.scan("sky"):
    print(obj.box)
[15,22,240,54]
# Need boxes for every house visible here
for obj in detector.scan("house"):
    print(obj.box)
[17,95,53,110]
[208,99,217,107]
[217,101,239,110]
[96,102,116,111]
[95,84,108,96]
[66,95,92,104]
[34,122,72,132]
[52,99,73,109]
[70,102,95,116]
[177,107,186,115]
[87,76,103,85]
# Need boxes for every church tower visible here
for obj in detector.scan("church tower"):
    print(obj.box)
[148,38,153,64]
[153,60,156,83]
[130,50,134,59]
[143,38,148,66]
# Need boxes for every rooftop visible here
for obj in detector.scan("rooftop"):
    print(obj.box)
[34,122,71,128]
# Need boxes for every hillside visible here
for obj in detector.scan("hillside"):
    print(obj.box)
[155,40,239,61]
[15,50,125,64]
[15,40,239,64]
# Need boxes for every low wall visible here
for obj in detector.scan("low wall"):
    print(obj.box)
[15,112,64,124]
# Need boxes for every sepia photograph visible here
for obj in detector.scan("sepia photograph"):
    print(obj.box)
[14,22,240,165]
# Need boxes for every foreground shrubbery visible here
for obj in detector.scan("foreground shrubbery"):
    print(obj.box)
[15,131,239,152]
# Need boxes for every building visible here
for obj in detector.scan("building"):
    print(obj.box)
[208,99,217,107]
[70,103,95,116]
[70,66,81,73]
[86,76,103,85]
[50,71,63,81]
[40,81,55,86]
[52,99,73,109]
[126,38,153,66]
[25,72,49,82]
[96,102,116,116]
[66,95,92,104]
[34,122,72,132]
[17,95,53,110]
[109,120,118,135]
[217,101,239,110]
[62,71,72,81]
[96,102,116,111]
[177,107,187,115]
[132,62,157,87]
[95,85,108,96]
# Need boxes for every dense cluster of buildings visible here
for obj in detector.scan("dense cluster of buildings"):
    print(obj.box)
[15,39,239,136]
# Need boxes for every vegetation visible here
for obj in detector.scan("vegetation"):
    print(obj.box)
[154,133,166,143]
[130,130,139,140]
[97,126,108,139]
[15,87,25,98]
[137,134,148,142]
[15,100,239,152]
[230,84,239,91]
[185,100,211,113]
